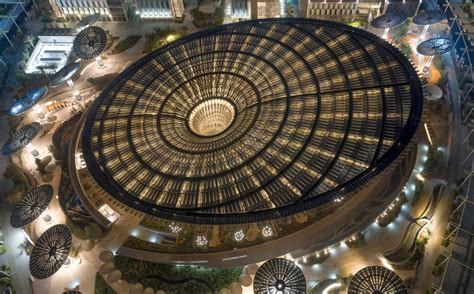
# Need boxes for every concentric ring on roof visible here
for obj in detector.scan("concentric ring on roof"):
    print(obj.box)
[417,37,453,56]
[2,122,41,156]
[10,185,54,228]
[73,26,107,60]
[29,224,72,279]
[10,87,47,116]
[371,13,407,29]
[253,258,306,294]
[81,19,423,224]
[49,62,81,87]
[412,9,446,25]
[348,266,408,294]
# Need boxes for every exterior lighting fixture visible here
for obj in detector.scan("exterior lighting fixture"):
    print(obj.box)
[196,235,208,247]
[262,225,273,238]
[169,223,182,234]
[234,229,245,242]
[416,173,425,181]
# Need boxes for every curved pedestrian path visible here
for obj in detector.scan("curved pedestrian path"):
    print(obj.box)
[384,183,442,265]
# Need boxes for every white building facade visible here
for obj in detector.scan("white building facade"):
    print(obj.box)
[25,29,75,74]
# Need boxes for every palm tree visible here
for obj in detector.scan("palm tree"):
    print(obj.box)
[8,82,24,99]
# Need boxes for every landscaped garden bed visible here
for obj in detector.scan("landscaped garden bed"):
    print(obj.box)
[111,35,141,54]
[114,255,242,293]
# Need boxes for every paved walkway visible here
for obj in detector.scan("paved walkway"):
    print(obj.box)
[412,51,468,292]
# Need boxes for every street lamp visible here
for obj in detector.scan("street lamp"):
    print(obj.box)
[32,104,45,120]
[67,79,83,102]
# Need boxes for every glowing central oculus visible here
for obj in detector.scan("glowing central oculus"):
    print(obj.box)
[187,98,236,137]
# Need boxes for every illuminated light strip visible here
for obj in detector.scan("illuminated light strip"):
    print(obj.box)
[322,282,342,294]
[424,123,433,145]
[222,255,247,261]
[172,260,208,264]
[80,61,95,76]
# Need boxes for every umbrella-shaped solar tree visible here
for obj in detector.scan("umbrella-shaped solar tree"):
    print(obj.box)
[73,26,107,68]
[49,62,83,102]
[2,122,41,157]
[29,224,72,279]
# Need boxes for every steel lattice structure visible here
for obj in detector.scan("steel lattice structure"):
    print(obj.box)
[49,62,81,87]
[417,37,453,56]
[73,26,107,60]
[10,185,54,228]
[2,122,41,156]
[29,224,72,279]
[81,19,423,225]
[348,266,408,294]
[412,9,446,25]
[9,86,47,116]
[253,258,306,294]
[371,13,407,29]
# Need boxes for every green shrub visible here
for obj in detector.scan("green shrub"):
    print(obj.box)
[345,230,366,248]
[3,163,32,205]
[87,73,119,91]
[111,35,141,54]
[114,255,242,293]
[423,146,443,177]
[69,246,78,258]
[66,218,105,240]
[190,6,224,28]
[0,265,11,287]
[441,238,450,247]
[48,144,63,166]
[142,27,188,53]
[95,273,116,294]
[378,193,408,227]
[411,180,424,206]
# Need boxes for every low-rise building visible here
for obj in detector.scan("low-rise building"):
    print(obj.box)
[53,0,128,21]
[230,0,280,20]
[136,0,184,19]
[25,28,74,74]
[300,0,381,20]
